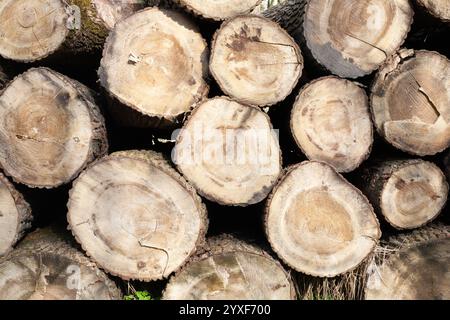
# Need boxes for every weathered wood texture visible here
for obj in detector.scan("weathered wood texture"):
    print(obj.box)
[0,67,108,188]
[359,160,448,230]
[0,227,122,300]
[0,173,32,257]
[174,97,282,206]
[262,0,307,42]
[304,0,413,78]
[68,150,208,281]
[416,0,450,22]
[163,235,297,300]
[210,15,303,107]
[175,0,263,21]
[0,0,144,62]
[99,7,209,128]
[290,76,373,173]
[365,224,450,300]
[371,49,450,155]
[265,161,381,277]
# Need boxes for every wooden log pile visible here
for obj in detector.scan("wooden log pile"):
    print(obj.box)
[0,0,448,300]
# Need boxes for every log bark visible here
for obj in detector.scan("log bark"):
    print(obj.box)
[67,150,208,281]
[210,15,303,107]
[416,0,450,22]
[265,161,381,277]
[99,7,209,128]
[0,67,108,188]
[365,223,450,300]
[303,0,413,78]
[0,65,7,91]
[0,173,32,257]
[174,97,282,206]
[444,150,450,181]
[359,159,448,230]
[91,0,146,30]
[175,0,263,21]
[0,227,122,300]
[371,49,450,156]
[163,235,296,300]
[0,0,143,63]
[262,0,307,42]
[290,76,373,173]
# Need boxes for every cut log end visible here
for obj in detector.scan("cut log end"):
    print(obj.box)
[366,237,450,300]
[91,0,146,30]
[0,173,32,256]
[210,15,303,107]
[68,150,208,281]
[417,0,450,22]
[304,0,413,78]
[174,97,282,206]
[99,8,209,124]
[371,49,450,155]
[0,0,69,62]
[265,161,381,277]
[177,0,263,21]
[380,160,448,229]
[291,77,373,173]
[0,228,122,300]
[163,235,296,300]
[0,68,108,188]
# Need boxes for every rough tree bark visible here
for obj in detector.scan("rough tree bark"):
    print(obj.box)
[174,97,282,206]
[0,0,144,63]
[290,76,373,173]
[0,65,7,91]
[0,227,122,300]
[371,49,450,156]
[0,67,108,188]
[210,15,303,107]
[265,161,381,277]
[365,223,450,300]
[0,173,32,257]
[262,0,307,42]
[163,235,296,300]
[67,150,208,281]
[359,159,448,230]
[416,0,450,22]
[99,7,209,128]
[303,0,413,78]
[175,0,263,21]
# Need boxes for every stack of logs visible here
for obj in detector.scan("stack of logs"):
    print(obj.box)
[0,0,449,300]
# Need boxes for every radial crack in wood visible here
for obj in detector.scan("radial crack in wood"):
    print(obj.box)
[0,227,122,300]
[210,15,303,107]
[0,67,108,188]
[163,235,296,300]
[99,8,209,127]
[265,161,381,277]
[371,49,450,155]
[304,0,413,78]
[0,173,32,257]
[360,160,448,230]
[67,150,208,281]
[291,76,373,172]
[176,0,263,21]
[174,97,282,206]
